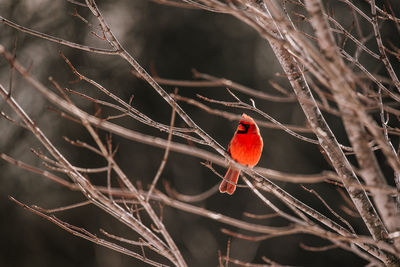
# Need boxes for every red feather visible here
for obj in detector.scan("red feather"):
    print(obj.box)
[219,167,240,195]
[219,114,263,195]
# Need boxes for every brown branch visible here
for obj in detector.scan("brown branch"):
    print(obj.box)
[369,0,400,93]
[4,148,398,260]
[197,93,320,145]
[3,2,400,264]
[247,1,399,263]
[299,242,339,252]
[0,16,117,55]
[301,185,355,234]
[9,197,169,267]
[146,89,177,201]
[2,43,392,262]
[159,69,297,103]
[304,0,400,247]
[0,81,179,265]
[173,94,313,133]
[164,180,219,203]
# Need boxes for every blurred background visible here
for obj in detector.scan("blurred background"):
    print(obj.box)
[0,0,399,266]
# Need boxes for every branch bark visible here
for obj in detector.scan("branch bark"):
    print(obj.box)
[303,0,400,249]
[258,1,399,265]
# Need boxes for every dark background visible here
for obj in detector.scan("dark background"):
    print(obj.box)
[0,0,399,266]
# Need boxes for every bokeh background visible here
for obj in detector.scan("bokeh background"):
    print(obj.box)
[1,0,399,266]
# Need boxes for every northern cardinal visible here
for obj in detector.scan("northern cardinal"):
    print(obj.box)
[219,113,263,195]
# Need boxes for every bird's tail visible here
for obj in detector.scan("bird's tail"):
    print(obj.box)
[219,167,240,195]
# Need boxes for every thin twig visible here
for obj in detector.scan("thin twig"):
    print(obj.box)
[146,89,177,201]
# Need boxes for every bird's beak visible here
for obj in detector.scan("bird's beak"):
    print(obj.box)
[237,124,246,132]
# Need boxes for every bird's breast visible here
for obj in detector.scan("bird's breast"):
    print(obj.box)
[229,133,263,166]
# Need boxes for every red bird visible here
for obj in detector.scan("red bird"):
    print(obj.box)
[219,113,263,195]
